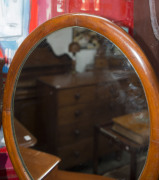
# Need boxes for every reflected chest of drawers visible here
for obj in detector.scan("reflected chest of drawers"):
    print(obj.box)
[36,72,129,169]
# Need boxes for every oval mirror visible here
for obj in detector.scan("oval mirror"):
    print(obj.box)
[2,14,159,180]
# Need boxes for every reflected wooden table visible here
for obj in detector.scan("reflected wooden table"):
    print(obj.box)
[14,118,37,148]
[93,121,148,180]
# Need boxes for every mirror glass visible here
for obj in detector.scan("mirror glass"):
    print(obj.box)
[12,27,149,180]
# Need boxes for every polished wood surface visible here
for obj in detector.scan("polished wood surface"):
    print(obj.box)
[38,70,132,89]
[20,147,114,180]
[19,147,60,180]
[53,170,115,180]
[112,110,149,144]
[2,14,159,179]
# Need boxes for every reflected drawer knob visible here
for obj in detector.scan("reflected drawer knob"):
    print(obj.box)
[74,129,80,136]
[74,151,80,158]
[74,110,81,117]
[74,93,81,100]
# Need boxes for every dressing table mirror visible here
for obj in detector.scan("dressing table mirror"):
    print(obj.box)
[2,14,159,180]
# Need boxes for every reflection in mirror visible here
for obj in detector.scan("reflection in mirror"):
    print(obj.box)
[13,27,149,180]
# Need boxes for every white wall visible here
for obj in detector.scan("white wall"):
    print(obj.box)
[46,27,96,73]
[46,27,72,56]
[76,49,96,73]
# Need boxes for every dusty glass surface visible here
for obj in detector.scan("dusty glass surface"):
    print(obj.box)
[12,27,149,180]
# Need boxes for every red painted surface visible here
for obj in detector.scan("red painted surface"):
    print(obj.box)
[0,48,4,59]
[0,147,19,180]
[81,0,90,11]
[68,0,134,30]
[38,0,51,25]
[94,0,100,11]
[29,0,38,33]
[29,0,133,34]
[52,0,68,17]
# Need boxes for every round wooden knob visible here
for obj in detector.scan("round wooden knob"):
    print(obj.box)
[74,110,81,117]
[74,93,81,100]
[74,129,80,136]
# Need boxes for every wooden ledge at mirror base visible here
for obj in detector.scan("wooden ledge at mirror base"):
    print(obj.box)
[19,147,60,180]
[20,147,115,180]
[50,170,115,180]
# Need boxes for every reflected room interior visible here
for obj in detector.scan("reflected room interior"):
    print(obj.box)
[13,27,149,180]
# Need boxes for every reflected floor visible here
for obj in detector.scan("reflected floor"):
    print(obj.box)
[68,151,147,180]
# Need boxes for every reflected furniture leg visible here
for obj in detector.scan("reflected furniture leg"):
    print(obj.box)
[130,151,137,180]
[93,125,99,174]
[93,123,147,180]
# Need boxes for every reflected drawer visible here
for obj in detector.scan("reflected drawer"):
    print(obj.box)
[58,138,93,169]
[57,86,95,107]
[57,121,93,147]
[57,103,94,125]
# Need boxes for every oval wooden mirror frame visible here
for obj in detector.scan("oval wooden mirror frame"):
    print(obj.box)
[2,14,159,180]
